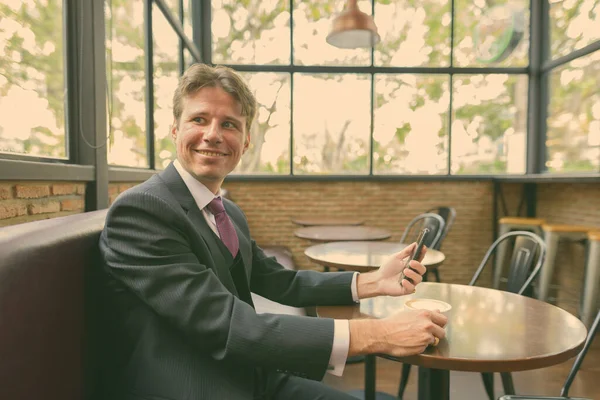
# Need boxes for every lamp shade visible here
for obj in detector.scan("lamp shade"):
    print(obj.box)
[326,0,380,49]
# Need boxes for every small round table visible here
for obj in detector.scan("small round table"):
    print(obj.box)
[305,241,445,272]
[317,282,588,400]
[294,226,392,242]
[291,216,365,227]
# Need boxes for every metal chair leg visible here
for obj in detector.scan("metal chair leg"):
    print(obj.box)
[501,372,515,395]
[480,372,495,400]
[397,363,412,399]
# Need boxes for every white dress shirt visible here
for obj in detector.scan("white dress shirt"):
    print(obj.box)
[173,160,359,376]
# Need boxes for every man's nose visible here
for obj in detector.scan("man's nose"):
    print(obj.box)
[203,121,223,142]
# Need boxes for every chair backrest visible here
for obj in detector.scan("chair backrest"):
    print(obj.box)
[425,206,456,250]
[560,309,599,397]
[399,213,446,250]
[0,210,108,400]
[469,231,546,295]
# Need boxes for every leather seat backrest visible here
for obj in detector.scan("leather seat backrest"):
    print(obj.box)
[0,209,108,400]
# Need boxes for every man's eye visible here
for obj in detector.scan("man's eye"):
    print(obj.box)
[223,121,236,129]
[192,117,205,123]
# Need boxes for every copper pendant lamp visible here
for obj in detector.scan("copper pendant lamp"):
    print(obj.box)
[326,0,380,49]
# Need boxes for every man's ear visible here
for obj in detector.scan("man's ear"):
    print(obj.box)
[243,133,250,153]
[171,120,178,141]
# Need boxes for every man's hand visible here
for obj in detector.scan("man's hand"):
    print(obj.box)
[357,242,428,299]
[348,309,447,357]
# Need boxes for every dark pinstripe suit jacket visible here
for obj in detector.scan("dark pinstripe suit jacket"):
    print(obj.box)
[98,163,355,400]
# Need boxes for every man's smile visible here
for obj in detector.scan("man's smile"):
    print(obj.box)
[194,149,227,157]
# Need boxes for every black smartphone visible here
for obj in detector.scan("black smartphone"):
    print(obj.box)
[398,228,430,285]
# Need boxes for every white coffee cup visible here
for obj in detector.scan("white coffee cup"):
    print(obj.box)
[404,298,452,315]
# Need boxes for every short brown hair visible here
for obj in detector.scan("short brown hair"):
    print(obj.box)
[172,63,257,132]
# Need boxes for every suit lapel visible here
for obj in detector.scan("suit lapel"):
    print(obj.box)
[158,164,239,297]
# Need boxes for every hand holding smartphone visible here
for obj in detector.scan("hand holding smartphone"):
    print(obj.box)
[398,228,429,285]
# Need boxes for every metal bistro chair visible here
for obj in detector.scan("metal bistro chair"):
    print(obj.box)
[399,212,446,259]
[399,213,446,281]
[498,308,600,400]
[424,206,457,282]
[471,231,547,400]
[425,206,456,252]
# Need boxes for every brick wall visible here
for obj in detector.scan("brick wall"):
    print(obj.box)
[0,182,86,227]
[108,183,138,205]
[2,178,597,309]
[0,181,142,227]
[536,183,600,314]
[224,180,496,285]
[537,183,600,226]
[0,178,500,285]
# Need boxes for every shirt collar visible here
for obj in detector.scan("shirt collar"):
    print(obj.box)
[173,159,221,211]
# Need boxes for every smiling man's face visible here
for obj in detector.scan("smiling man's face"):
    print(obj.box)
[172,85,249,193]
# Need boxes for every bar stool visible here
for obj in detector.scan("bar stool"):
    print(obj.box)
[537,224,596,303]
[494,217,546,289]
[581,231,600,328]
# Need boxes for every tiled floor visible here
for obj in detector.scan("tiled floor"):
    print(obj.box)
[323,336,600,399]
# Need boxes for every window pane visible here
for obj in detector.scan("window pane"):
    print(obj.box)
[374,0,451,67]
[373,75,449,174]
[454,0,529,67]
[550,0,600,59]
[0,0,66,158]
[546,51,600,173]
[294,1,371,66]
[183,47,194,70]
[183,0,193,41]
[212,0,290,65]
[153,4,180,170]
[182,2,196,68]
[161,0,179,17]
[293,74,370,174]
[106,1,148,167]
[233,72,291,174]
[451,74,527,174]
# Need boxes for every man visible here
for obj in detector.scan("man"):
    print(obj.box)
[98,63,447,400]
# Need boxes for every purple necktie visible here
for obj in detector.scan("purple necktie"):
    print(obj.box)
[207,197,240,257]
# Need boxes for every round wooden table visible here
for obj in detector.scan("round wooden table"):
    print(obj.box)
[294,226,392,242]
[291,216,365,226]
[317,282,588,400]
[305,241,445,272]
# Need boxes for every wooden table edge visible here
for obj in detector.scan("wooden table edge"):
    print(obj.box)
[295,233,392,242]
[304,252,375,272]
[304,244,446,270]
[291,219,365,226]
[379,340,586,373]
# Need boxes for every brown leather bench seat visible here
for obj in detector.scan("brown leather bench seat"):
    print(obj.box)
[0,210,305,399]
[0,210,108,400]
